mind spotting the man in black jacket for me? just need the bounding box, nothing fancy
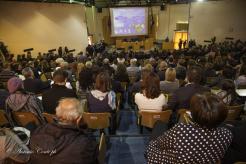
[29,98,98,164]
[167,66,210,111]
[42,69,77,114]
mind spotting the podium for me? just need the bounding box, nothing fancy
[116,38,154,51]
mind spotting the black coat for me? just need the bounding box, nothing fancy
[23,78,50,94]
[222,121,246,164]
[114,73,129,83]
[79,68,93,90]
[168,83,210,111]
[29,123,98,164]
[42,84,77,114]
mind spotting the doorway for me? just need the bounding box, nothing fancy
[174,31,188,49]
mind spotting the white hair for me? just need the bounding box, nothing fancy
[60,61,69,68]
[85,61,92,68]
[56,98,83,123]
[130,58,137,66]
[55,58,64,64]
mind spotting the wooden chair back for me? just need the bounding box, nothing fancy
[13,112,41,127]
[139,110,172,128]
[226,105,244,121]
[82,100,88,112]
[98,133,106,164]
[178,109,192,124]
[40,73,48,82]
[82,112,111,129]
[43,113,56,123]
[0,110,9,127]
[116,93,122,111]
[116,93,122,127]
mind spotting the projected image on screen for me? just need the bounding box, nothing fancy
[110,8,148,36]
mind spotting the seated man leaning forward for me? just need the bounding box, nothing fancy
[29,98,99,164]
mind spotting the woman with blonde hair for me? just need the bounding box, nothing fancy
[160,68,179,94]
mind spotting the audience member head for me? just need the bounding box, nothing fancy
[60,61,69,69]
[178,58,186,67]
[85,61,93,69]
[55,58,64,67]
[142,72,160,99]
[197,56,206,67]
[187,66,202,84]
[56,98,83,125]
[140,68,151,81]
[95,72,111,93]
[165,68,176,82]
[103,58,109,65]
[159,61,168,71]
[53,69,68,85]
[3,63,11,70]
[144,63,153,72]
[130,58,137,67]
[190,92,227,129]
[116,64,127,74]
[22,67,34,79]
[222,66,235,79]
[7,77,24,93]
[176,67,186,80]
[187,59,196,69]
[77,63,85,77]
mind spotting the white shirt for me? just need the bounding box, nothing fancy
[135,93,166,111]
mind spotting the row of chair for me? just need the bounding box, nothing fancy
[136,104,245,133]
[2,104,243,134]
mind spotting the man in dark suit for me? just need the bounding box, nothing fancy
[168,66,210,111]
[22,67,50,94]
[42,69,77,114]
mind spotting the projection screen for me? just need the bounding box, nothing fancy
[110,7,148,37]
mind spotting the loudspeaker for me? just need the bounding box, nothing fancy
[160,4,165,11]
[97,8,102,13]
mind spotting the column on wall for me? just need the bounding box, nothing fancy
[148,14,158,40]
[102,16,114,44]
